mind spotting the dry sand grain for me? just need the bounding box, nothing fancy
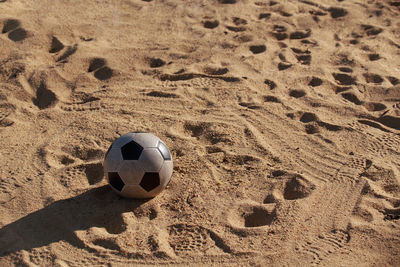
[0,0,400,266]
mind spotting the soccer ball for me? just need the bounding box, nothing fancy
[104,132,173,198]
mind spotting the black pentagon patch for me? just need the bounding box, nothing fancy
[108,172,124,191]
[157,141,171,160]
[121,140,143,160]
[140,172,160,192]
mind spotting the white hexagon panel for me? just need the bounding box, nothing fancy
[132,132,159,148]
[104,148,123,172]
[138,148,164,172]
[159,161,173,187]
[118,160,145,185]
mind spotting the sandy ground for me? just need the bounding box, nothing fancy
[0,0,400,266]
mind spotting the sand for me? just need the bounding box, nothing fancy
[0,0,399,266]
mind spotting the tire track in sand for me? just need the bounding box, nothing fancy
[230,110,371,265]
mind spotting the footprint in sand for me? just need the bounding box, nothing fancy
[29,73,104,112]
[338,67,352,73]
[167,223,232,255]
[59,89,105,112]
[308,77,323,87]
[291,47,312,65]
[298,229,351,266]
[1,19,27,42]
[49,36,65,53]
[218,0,237,4]
[298,112,342,134]
[50,157,104,191]
[383,208,400,221]
[27,59,105,111]
[368,53,380,61]
[183,121,234,145]
[232,17,247,25]
[289,29,311,40]
[231,172,316,229]
[335,157,372,182]
[146,90,179,99]
[328,7,348,18]
[59,162,104,189]
[88,58,113,81]
[224,17,247,32]
[203,20,219,29]
[282,175,316,200]
[363,73,384,84]
[259,13,271,19]
[267,172,316,201]
[0,103,15,127]
[32,81,58,110]
[74,199,173,259]
[264,79,277,90]
[363,102,387,112]
[227,199,277,232]
[332,72,356,85]
[341,91,363,105]
[56,44,78,62]
[296,54,311,65]
[203,66,229,76]
[278,62,292,71]
[271,25,288,41]
[361,24,383,36]
[38,132,107,192]
[249,44,266,54]
[386,76,399,86]
[352,163,400,227]
[148,57,166,68]
[60,97,104,112]
[289,89,306,98]
[25,248,57,266]
[264,95,281,103]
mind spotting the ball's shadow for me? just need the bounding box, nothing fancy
[0,185,150,256]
